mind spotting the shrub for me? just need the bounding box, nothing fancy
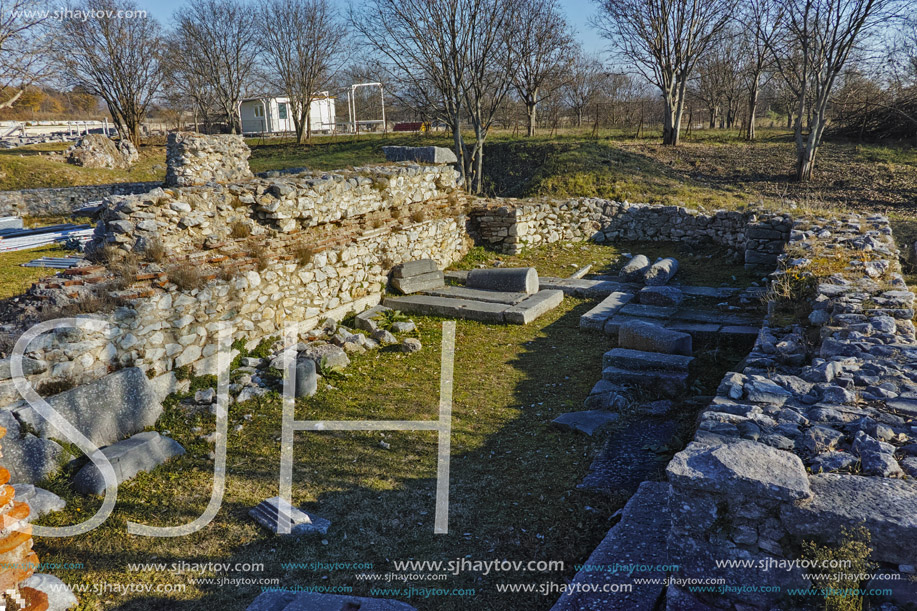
[248,242,270,271]
[798,527,874,611]
[166,264,208,291]
[372,309,409,331]
[230,221,251,239]
[292,243,315,267]
[410,209,427,223]
[143,238,166,263]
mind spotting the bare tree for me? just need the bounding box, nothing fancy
[563,51,606,127]
[594,0,737,145]
[353,0,515,194]
[162,31,221,133]
[740,0,784,139]
[509,0,574,136]
[258,0,346,143]
[0,0,50,109]
[173,0,259,134]
[769,0,898,180]
[59,0,164,145]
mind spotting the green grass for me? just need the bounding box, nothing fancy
[0,244,75,299]
[32,242,755,611]
[0,142,165,190]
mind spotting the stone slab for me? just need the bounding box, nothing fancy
[638,286,684,307]
[354,305,391,333]
[603,348,693,372]
[619,303,676,319]
[11,367,162,448]
[618,320,692,356]
[580,292,634,331]
[382,295,507,324]
[665,321,722,341]
[781,473,917,565]
[551,410,620,436]
[247,591,417,611]
[552,482,672,611]
[249,496,330,537]
[382,145,457,165]
[602,366,688,398]
[392,259,438,278]
[424,285,528,305]
[73,431,185,495]
[720,325,761,339]
[504,290,564,324]
[679,286,739,298]
[666,439,811,502]
[539,277,634,298]
[390,270,444,294]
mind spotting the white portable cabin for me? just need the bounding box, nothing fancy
[240,94,335,135]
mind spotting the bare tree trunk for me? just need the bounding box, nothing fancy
[746,81,759,141]
[526,101,537,137]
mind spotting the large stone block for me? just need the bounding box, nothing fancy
[382,145,457,164]
[666,440,811,502]
[579,292,633,331]
[11,367,163,448]
[390,271,445,294]
[781,474,917,565]
[392,259,439,278]
[618,320,692,356]
[73,431,185,495]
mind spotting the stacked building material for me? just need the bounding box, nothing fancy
[0,224,92,253]
[0,425,51,610]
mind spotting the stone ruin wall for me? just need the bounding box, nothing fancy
[0,181,160,218]
[663,212,917,607]
[0,155,471,413]
[469,199,791,268]
[164,132,254,187]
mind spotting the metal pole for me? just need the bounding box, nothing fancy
[380,85,386,134]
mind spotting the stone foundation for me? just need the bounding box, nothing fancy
[469,199,791,268]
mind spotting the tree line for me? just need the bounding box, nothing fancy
[0,0,912,189]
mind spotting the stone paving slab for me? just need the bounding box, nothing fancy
[504,289,564,324]
[618,303,676,319]
[552,410,620,436]
[603,348,693,372]
[383,295,508,323]
[249,496,330,537]
[580,292,634,331]
[539,277,638,297]
[424,285,528,304]
[602,366,689,398]
[552,481,672,611]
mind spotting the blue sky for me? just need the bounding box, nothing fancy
[134,0,607,55]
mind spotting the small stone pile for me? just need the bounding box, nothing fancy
[65,134,138,169]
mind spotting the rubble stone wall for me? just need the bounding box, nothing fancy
[0,181,159,218]
[1,161,469,410]
[664,212,917,607]
[164,132,253,187]
[469,199,791,268]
